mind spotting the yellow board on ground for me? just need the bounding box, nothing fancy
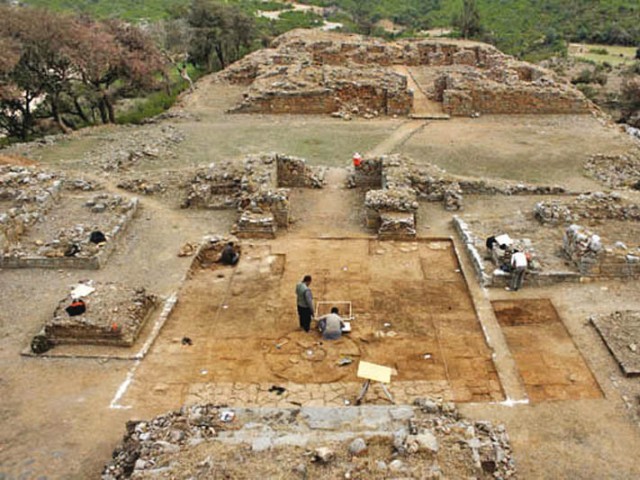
[357,360,392,384]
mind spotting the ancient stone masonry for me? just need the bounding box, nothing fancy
[33,281,157,350]
[353,154,567,238]
[182,153,324,237]
[102,400,516,480]
[217,29,591,117]
[0,166,62,252]
[584,152,640,189]
[0,166,137,269]
[535,192,640,225]
[563,224,640,278]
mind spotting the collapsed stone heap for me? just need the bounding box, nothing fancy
[33,281,157,350]
[563,224,640,277]
[182,153,324,237]
[218,29,590,117]
[584,152,640,189]
[103,399,516,480]
[535,192,640,225]
[81,125,185,172]
[0,166,62,251]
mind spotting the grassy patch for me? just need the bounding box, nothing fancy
[571,43,638,66]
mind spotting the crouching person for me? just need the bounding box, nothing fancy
[220,242,240,266]
[317,307,345,340]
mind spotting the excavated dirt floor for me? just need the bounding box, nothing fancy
[493,299,602,402]
[1,73,640,479]
[119,238,502,412]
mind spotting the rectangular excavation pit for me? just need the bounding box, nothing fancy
[121,238,504,408]
[492,299,602,402]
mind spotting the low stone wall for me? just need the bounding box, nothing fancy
[443,85,590,116]
[535,192,640,225]
[454,216,581,288]
[365,188,418,239]
[0,197,138,270]
[276,155,325,189]
[235,212,276,239]
[563,224,640,278]
[347,158,383,188]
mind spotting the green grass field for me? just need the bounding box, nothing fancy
[570,43,638,66]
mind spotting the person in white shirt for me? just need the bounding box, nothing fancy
[317,307,345,340]
[507,250,528,291]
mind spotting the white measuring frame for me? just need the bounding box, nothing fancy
[315,301,353,320]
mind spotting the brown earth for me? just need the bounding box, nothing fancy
[1,68,640,479]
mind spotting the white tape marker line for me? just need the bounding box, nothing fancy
[109,360,140,410]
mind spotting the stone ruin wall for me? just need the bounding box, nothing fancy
[0,166,137,269]
[182,153,325,238]
[230,80,412,117]
[219,30,590,117]
[563,225,640,278]
[443,85,590,116]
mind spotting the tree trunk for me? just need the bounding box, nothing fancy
[104,94,115,123]
[98,101,108,124]
[51,97,72,134]
[74,97,90,124]
[214,44,226,70]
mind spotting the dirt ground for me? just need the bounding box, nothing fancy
[2,74,640,479]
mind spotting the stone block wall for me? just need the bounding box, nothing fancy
[563,225,640,278]
[443,85,590,116]
[347,158,383,188]
[276,155,325,188]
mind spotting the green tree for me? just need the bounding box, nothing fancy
[187,0,256,72]
[454,0,482,39]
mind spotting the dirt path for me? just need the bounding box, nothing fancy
[366,120,427,156]
[392,65,449,119]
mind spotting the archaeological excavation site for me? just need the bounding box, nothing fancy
[1,29,640,479]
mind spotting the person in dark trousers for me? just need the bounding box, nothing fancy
[220,242,239,265]
[295,275,314,332]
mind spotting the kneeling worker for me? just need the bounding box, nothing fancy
[220,242,240,265]
[317,307,346,340]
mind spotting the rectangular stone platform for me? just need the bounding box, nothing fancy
[591,311,640,377]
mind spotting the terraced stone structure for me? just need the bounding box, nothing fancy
[39,281,157,348]
[218,29,591,117]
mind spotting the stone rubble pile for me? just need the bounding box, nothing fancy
[535,192,640,225]
[102,399,516,480]
[217,28,590,118]
[584,152,640,189]
[80,125,185,172]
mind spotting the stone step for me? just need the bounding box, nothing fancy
[409,113,450,120]
[212,406,417,450]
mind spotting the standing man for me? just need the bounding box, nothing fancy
[296,275,314,332]
[507,250,527,291]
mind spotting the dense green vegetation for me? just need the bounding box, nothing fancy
[21,0,640,60]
